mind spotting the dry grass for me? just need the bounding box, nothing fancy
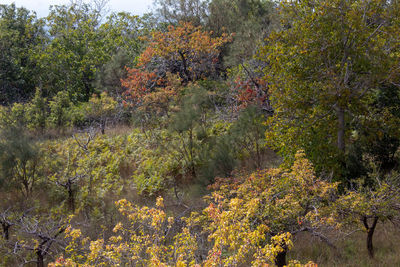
[289,224,400,266]
[104,123,134,136]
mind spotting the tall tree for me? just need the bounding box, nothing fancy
[208,0,276,66]
[37,2,144,102]
[0,4,45,104]
[153,0,209,26]
[138,21,231,83]
[260,0,400,177]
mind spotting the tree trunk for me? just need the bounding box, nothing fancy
[100,119,105,135]
[189,127,196,178]
[68,186,75,213]
[275,249,287,267]
[36,250,44,267]
[178,50,191,83]
[2,223,10,240]
[337,106,345,152]
[363,216,379,258]
[255,136,261,169]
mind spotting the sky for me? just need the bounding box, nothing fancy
[0,0,154,17]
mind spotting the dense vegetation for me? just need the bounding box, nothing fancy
[1,0,400,266]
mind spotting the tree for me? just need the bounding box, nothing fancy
[201,151,338,266]
[121,67,165,108]
[153,0,209,25]
[168,86,211,179]
[259,0,400,176]
[94,12,148,95]
[138,21,231,83]
[83,92,117,134]
[26,88,47,131]
[0,212,66,267]
[0,208,14,240]
[37,2,145,102]
[207,0,276,67]
[227,105,268,169]
[52,197,198,266]
[36,2,105,101]
[121,21,231,127]
[345,83,400,181]
[0,4,45,104]
[334,169,400,259]
[51,196,316,266]
[0,127,41,198]
[48,91,72,130]
[227,62,273,115]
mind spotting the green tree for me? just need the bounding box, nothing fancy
[168,86,210,179]
[153,0,209,26]
[0,4,45,104]
[335,170,400,258]
[260,0,400,177]
[208,0,276,66]
[48,91,72,129]
[26,88,47,131]
[37,3,145,102]
[94,12,147,95]
[229,105,268,169]
[0,127,41,197]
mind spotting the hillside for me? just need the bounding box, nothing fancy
[1,1,400,266]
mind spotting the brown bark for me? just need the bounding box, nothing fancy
[363,216,379,258]
[68,186,75,213]
[36,249,44,267]
[337,106,345,152]
[275,248,287,267]
[1,222,10,240]
[178,50,191,83]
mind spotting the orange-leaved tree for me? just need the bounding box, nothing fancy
[138,22,232,83]
[121,22,232,119]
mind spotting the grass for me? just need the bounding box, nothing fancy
[290,223,400,266]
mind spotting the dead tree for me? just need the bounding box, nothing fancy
[13,216,66,267]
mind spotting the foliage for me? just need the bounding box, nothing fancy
[259,0,400,177]
[229,105,268,168]
[200,151,338,266]
[26,88,47,131]
[153,0,209,25]
[333,168,400,258]
[52,195,316,267]
[48,91,72,129]
[207,0,276,67]
[121,67,165,108]
[83,92,118,133]
[35,2,145,102]
[2,0,400,266]
[94,12,148,95]
[0,127,41,197]
[51,197,198,266]
[228,63,272,113]
[42,132,134,215]
[139,21,232,83]
[0,4,45,104]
